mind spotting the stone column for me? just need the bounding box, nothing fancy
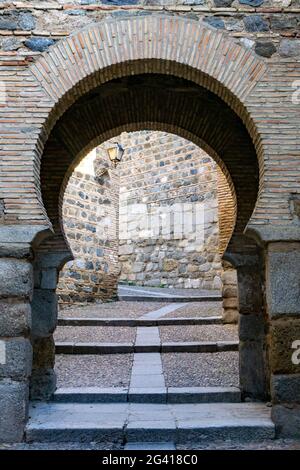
[225,244,269,401]
[236,253,268,400]
[30,251,71,400]
[265,242,300,437]
[0,234,34,442]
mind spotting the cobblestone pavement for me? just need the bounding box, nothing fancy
[55,354,133,388]
[118,285,221,297]
[162,352,239,387]
[160,325,238,343]
[59,301,168,318]
[54,326,136,343]
[56,298,238,389]
[13,297,280,449]
[164,302,223,318]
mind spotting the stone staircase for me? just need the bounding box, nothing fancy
[26,300,275,447]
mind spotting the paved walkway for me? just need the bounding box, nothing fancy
[118,284,221,301]
[55,299,239,390]
[23,298,277,448]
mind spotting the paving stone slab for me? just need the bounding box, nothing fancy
[125,442,176,450]
[58,316,223,326]
[55,342,134,354]
[51,386,241,404]
[53,387,128,403]
[56,341,239,355]
[167,387,241,403]
[119,296,221,302]
[128,389,167,404]
[26,402,275,443]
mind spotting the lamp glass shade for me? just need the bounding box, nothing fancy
[107,143,124,167]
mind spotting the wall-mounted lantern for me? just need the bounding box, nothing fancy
[106,142,125,168]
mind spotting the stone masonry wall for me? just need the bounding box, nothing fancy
[57,131,236,304]
[118,131,234,290]
[1,1,299,64]
[56,147,120,306]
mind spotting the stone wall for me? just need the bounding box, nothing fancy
[57,131,236,302]
[1,1,299,65]
[56,147,120,306]
[118,131,234,290]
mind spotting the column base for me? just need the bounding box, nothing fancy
[0,379,29,442]
[272,404,300,438]
[30,368,57,401]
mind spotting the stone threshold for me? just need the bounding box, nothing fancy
[52,386,241,404]
[26,402,275,443]
[118,295,222,302]
[57,316,223,326]
[55,341,239,354]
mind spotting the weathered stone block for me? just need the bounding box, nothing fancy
[223,286,238,298]
[221,270,237,285]
[0,338,32,380]
[239,313,265,342]
[266,243,300,317]
[223,297,238,309]
[0,379,28,442]
[31,289,58,337]
[0,259,33,299]
[243,15,269,33]
[30,367,56,401]
[279,39,300,57]
[237,265,262,314]
[0,301,31,337]
[40,269,57,290]
[1,37,22,52]
[239,0,264,6]
[271,374,300,403]
[272,404,300,437]
[24,38,55,52]
[222,308,239,324]
[255,41,276,58]
[239,339,267,399]
[270,319,300,374]
[203,17,225,30]
[32,336,55,369]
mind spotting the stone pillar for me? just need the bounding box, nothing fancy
[236,253,269,400]
[265,242,300,437]
[221,261,238,324]
[0,255,33,442]
[30,251,70,400]
[224,244,269,401]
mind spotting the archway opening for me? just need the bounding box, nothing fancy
[53,129,239,393]
[30,69,267,409]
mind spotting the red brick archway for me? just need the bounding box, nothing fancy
[26,16,270,408]
[1,14,299,443]
[18,15,268,236]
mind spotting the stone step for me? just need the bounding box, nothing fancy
[124,442,176,450]
[118,295,221,302]
[55,341,239,354]
[53,386,241,404]
[57,316,223,327]
[26,402,275,443]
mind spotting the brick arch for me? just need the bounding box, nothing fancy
[41,72,258,256]
[59,123,237,257]
[25,15,267,229]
